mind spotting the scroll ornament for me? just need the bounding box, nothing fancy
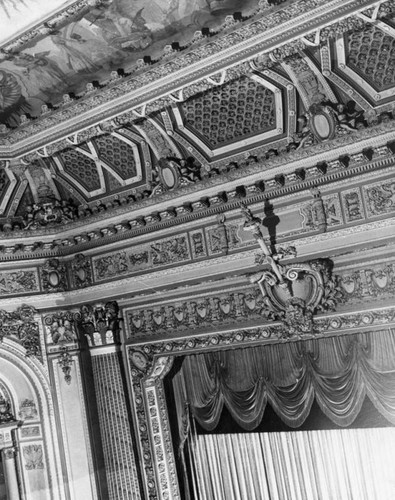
[241,203,343,336]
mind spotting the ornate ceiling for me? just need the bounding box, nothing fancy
[0,0,394,239]
[0,0,257,127]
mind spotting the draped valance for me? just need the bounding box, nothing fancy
[172,330,395,430]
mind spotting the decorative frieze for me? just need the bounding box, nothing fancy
[125,259,395,340]
[0,269,39,296]
[128,307,395,360]
[126,286,263,338]
[0,141,393,258]
[339,263,395,301]
[93,234,191,281]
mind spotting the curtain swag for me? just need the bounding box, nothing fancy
[173,329,395,431]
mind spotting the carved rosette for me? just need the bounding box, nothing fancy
[40,259,68,292]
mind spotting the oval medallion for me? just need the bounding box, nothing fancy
[49,271,60,287]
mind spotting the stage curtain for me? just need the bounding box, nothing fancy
[172,329,395,430]
[189,428,395,500]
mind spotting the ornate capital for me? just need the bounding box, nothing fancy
[2,447,16,460]
[77,301,121,346]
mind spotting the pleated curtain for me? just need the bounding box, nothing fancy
[173,329,395,431]
[172,330,395,500]
[190,429,395,500]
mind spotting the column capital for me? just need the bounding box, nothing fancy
[76,301,121,347]
[2,446,16,460]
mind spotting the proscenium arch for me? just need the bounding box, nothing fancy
[0,338,66,500]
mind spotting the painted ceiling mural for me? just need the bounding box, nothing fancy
[0,0,258,127]
[0,0,73,44]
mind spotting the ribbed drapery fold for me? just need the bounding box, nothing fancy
[173,330,395,430]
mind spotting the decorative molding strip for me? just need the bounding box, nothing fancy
[127,306,395,356]
[129,356,180,500]
[124,258,395,340]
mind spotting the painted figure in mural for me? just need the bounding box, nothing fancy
[50,31,104,73]
[12,52,71,99]
[0,69,31,126]
[295,115,314,150]
[85,4,152,52]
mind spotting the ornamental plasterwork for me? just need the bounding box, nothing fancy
[129,354,180,500]
[0,305,41,358]
[123,257,395,340]
[0,0,391,156]
[0,137,393,255]
[128,309,395,357]
[128,319,395,499]
[76,301,121,346]
[0,163,392,293]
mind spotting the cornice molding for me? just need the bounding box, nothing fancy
[0,130,393,254]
